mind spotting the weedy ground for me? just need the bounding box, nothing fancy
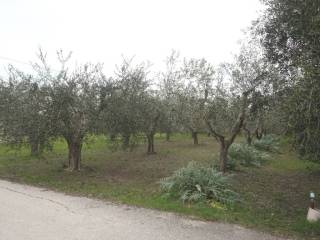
[0,134,319,239]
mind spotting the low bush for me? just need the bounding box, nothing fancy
[226,157,237,170]
[228,143,269,167]
[160,162,239,204]
[253,135,280,152]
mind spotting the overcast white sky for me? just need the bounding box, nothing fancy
[0,0,263,75]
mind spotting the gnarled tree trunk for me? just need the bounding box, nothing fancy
[145,113,160,154]
[30,141,39,156]
[255,128,263,140]
[147,133,155,154]
[29,136,40,156]
[192,131,199,145]
[243,124,252,145]
[166,132,170,141]
[219,141,229,172]
[122,134,130,150]
[66,137,83,171]
[110,133,116,142]
[206,90,251,173]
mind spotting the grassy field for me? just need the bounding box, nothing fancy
[0,134,319,239]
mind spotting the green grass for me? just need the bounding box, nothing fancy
[0,134,319,239]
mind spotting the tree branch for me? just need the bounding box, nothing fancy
[205,120,224,142]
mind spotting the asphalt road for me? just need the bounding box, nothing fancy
[0,180,289,240]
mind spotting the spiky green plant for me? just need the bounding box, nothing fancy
[253,135,280,152]
[160,162,239,204]
[229,143,269,167]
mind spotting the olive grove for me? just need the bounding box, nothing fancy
[2,1,319,172]
[0,45,276,172]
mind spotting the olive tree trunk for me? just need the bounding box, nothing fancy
[147,133,155,154]
[122,134,130,150]
[192,131,199,145]
[206,90,250,173]
[30,141,39,156]
[29,135,40,156]
[66,138,83,171]
[219,142,229,172]
[243,124,252,145]
[166,132,171,141]
[145,113,160,154]
[255,128,263,140]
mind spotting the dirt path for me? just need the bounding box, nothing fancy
[0,180,289,240]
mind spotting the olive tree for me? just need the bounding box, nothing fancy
[243,90,269,144]
[159,50,182,141]
[205,44,266,172]
[258,0,320,161]
[0,67,52,155]
[205,87,251,172]
[35,50,104,171]
[178,58,215,144]
[140,93,162,154]
[101,58,150,150]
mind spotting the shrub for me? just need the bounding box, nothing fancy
[226,157,237,170]
[253,135,280,152]
[213,157,236,171]
[160,162,239,204]
[228,143,269,167]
